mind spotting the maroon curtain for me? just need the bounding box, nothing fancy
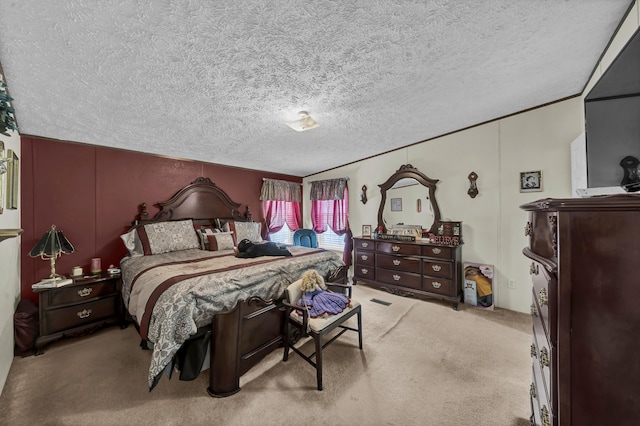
[263,200,301,234]
[310,185,352,267]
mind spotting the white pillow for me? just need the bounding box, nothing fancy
[120,228,144,257]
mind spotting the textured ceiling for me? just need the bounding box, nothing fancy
[0,1,633,177]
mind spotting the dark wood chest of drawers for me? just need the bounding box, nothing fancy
[353,237,462,309]
[34,273,124,353]
[521,195,640,425]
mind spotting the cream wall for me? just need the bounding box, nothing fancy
[303,1,639,314]
[0,98,21,395]
[304,99,581,313]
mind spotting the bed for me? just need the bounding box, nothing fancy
[119,177,346,396]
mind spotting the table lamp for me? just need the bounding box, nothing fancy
[29,225,75,283]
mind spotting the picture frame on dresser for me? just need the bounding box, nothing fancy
[362,224,372,237]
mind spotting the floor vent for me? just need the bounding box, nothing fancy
[370,298,392,306]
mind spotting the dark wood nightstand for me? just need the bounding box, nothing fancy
[34,273,125,354]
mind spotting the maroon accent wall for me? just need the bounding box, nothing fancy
[20,136,302,303]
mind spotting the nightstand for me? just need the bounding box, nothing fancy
[34,273,125,354]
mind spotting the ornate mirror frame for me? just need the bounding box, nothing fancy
[377,164,442,235]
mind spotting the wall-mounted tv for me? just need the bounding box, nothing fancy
[581,26,640,195]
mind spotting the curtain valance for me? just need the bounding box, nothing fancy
[260,179,301,203]
[309,178,348,200]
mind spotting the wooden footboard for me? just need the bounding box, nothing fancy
[207,296,285,397]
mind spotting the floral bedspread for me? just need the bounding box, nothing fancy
[120,246,344,389]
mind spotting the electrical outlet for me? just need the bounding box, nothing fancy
[508,280,516,289]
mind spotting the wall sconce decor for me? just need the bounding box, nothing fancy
[467,172,478,198]
[360,185,368,204]
[29,225,75,284]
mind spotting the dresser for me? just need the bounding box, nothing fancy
[353,237,462,309]
[521,195,640,425]
[34,273,124,353]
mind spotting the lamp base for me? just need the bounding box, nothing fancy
[32,276,73,289]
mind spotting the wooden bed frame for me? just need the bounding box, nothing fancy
[130,177,346,397]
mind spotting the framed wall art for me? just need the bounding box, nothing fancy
[520,170,542,193]
[390,197,402,211]
[6,149,18,209]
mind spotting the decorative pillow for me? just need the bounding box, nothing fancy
[228,221,263,243]
[136,219,200,255]
[207,232,235,251]
[120,228,144,257]
[197,225,217,250]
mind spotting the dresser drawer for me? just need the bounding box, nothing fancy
[423,276,453,296]
[354,239,375,250]
[376,268,421,290]
[532,297,553,406]
[45,280,118,306]
[354,264,375,280]
[422,260,452,278]
[376,241,420,256]
[354,250,375,266]
[377,253,421,273]
[42,295,118,335]
[530,260,556,345]
[422,245,453,260]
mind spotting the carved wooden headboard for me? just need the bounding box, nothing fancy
[134,177,252,226]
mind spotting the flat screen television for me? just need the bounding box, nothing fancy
[576,26,640,196]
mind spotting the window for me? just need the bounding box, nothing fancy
[269,223,294,245]
[317,227,345,252]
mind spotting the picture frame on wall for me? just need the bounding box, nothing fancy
[362,224,372,238]
[390,197,402,211]
[6,149,18,209]
[520,170,542,193]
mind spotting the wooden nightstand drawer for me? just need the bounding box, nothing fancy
[42,295,118,335]
[46,280,117,306]
[35,273,124,353]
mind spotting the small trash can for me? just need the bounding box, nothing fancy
[14,299,39,357]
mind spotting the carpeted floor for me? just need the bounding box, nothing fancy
[0,285,532,426]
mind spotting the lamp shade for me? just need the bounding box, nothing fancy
[29,225,75,258]
[29,225,75,280]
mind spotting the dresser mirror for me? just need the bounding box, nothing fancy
[377,164,442,235]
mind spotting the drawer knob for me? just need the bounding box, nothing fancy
[431,264,442,272]
[361,268,368,275]
[529,262,539,275]
[530,343,537,358]
[77,309,93,319]
[525,221,533,236]
[392,245,400,252]
[361,242,369,248]
[78,288,93,297]
[530,383,537,399]
[431,248,441,254]
[393,259,401,266]
[361,255,368,261]
[541,405,550,426]
[392,274,401,281]
[539,347,549,368]
[431,281,442,289]
[538,288,548,306]
[530,304,537,317]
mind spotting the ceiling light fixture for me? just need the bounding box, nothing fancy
[285,111,319,132]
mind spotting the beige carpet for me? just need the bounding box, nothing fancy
[0,285,532,426]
